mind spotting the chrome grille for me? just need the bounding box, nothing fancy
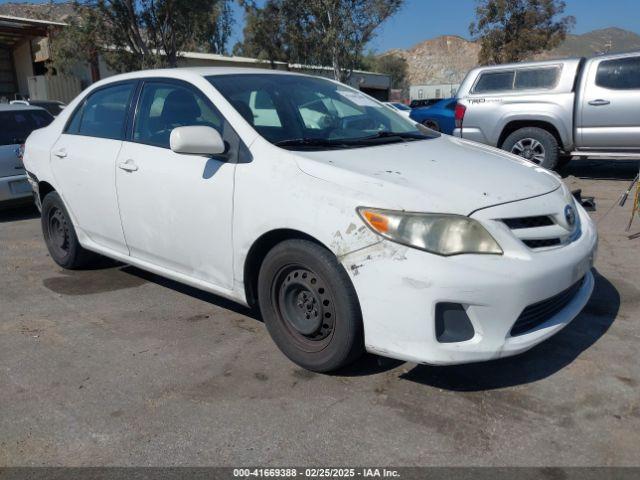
[500,213,578,250]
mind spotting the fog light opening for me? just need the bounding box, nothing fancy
[435,303,475,343]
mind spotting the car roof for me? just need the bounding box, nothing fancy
[89,67,320,88]
[0,103,49,112]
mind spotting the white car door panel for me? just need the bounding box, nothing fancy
[51,135,127,253]
[50,82,135,254]
[115,142,234,287]
[115,79,235,289]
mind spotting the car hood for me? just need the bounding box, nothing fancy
[293,135,561,215]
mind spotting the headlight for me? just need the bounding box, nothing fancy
[357,207,503,256]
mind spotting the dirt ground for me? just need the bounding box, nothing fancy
[1,158,639,466]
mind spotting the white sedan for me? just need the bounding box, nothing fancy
[23,68,597,372]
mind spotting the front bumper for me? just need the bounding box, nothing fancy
[0,174,33,204]
[341,202,598,365]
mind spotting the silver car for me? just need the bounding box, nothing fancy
[0,104,54,207]
[453,51,640,169]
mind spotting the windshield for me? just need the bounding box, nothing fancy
[207,74,438,150]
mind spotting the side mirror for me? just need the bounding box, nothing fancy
[170,126,226,156]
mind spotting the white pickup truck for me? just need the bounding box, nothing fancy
[453,51,640,169]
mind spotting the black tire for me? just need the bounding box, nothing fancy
[502,127,559,170]
[41,191,99,269]
[258,239,364,372]
[557,154,573,169]
[422,119,440,132]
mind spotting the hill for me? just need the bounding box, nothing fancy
[388,27,640,86]
[0,1,74,21]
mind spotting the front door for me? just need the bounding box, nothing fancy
[115,80,235,289]
[578,54,640,150]
[50,81,136,254]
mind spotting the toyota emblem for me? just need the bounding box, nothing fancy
[564,204,576,227]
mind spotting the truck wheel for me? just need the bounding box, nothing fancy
[502,127,559,170]
[41,192,100,269]
[258,239,364,372]
[557,155,573,169]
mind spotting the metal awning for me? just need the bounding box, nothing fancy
[0,15,66,47]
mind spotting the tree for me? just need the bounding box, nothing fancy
[373,53,408,90]
[48,3,103,81]
[233,0,290,67]
[470,0,575,65]
[51,0,233,76]
[235,0,404,81]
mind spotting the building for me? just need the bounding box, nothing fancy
[409,83,460,101]
[0,14,391,104]
[0,14,68,101]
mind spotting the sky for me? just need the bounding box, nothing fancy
[227,0,640,53]
[3,0,640,53]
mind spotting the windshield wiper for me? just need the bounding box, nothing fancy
[355,131,428,142]
[274,131,430,149]
[274,138,361,149]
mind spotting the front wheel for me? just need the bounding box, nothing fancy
[258,239,364,372]
[502,127,559,170]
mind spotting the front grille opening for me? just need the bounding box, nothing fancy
[510,277,585,336]
[523,238,561,249]
[503,215,554,229]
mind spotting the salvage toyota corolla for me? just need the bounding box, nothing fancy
[23,68,597,372]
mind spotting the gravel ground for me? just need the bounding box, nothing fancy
[1,158,639,467]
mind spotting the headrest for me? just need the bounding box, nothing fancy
[161,89,201,126]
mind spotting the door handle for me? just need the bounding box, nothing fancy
[52,149,67,158]
[588,99,610,106]
[118,160,138,172]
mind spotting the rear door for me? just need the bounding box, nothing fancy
[578,54,640,150]
[50,81,136,254]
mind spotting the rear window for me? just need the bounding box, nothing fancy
[473,71,515,93]
[0,109,53,146]
[473,67,560,93]
[596,56,640,90]
[30,101,64,116]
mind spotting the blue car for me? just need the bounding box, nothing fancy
[409,98,457,135]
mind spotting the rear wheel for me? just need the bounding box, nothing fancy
[41,192,100,269]
[502,127,559,170]
[258,239,364,372]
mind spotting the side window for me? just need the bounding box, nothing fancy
[514,67,560,90]
[133,82,223,149]
[473,71,515,93]
[67,83,134,140]
[596,57,640,90]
